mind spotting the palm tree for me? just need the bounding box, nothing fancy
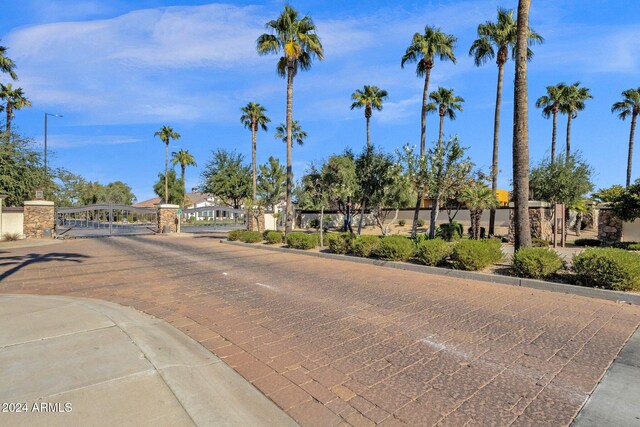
[154,126,181,204]
[350,85,388,148]
[536,83,567,165]
[240,102,271,201]
[611,88,640,187]
[274,121,307,146]
[401,26,456,237]
[512,0,532,250]
[171,149,197,204]
[560,82,592,156]
[463,182,498,240]
[0,83,31,133]
[0,42,18,81]
[426,87,464,143]
[257,5,323,233]
[469,8,543,236]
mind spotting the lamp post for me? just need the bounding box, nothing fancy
[44,112,62,178]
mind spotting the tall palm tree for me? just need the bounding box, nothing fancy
[350,85,388,148]
[469,8,543,236]
[171,149,197,204]
[0,83,31,133]
[611,88,640,187]
[426,87,464,143]
[401,26,456,237]
[560,82,592,156]
[257,5,323,233]
[0,42,18,81]
[154,126,181,204]
[536,83,567,165]
[240,102,271,201]
[512,0,532,250]
[274,121,307,146]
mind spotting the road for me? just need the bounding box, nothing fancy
[1,235,639,426]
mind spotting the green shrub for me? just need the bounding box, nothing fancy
[309,218,320,229]
[376,235,414,261]
[240,230,263,243]
[612,241,640,251]
[417,219,425,227]
[353,235,381,257]
[398,219,406,227]
[512,248,564,279]
[572,248,640,291]
[286,232,317,250]
[323,232,340,248]
[415,238,452,266]
[228,229,245,241]
[531,238,550,247]
[435,221,463,241]
[329,233,353,254]
[450,239,503,271]
[574,238,601,247]
[264,230,284,244]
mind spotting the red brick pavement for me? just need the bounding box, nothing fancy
[1,235,639,426]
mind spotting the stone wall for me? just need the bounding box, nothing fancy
[507,203,553,242]
[598,208,623,245]
[23,201,55,239]
[158,204,179,233]
[247,207,265,231]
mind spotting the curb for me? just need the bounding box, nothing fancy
[221,240,640,306]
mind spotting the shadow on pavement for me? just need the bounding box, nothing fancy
[0,252,91,281]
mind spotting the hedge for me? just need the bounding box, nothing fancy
[329,233,353,254]
[450,239,503,271]
[376,235,414,261]
[286,232,317,250]
[512,247,564,280]
[353,235,381,258]
[264,230,284,244]
[228,229,244,241]
[239,230,263,243]
[415,238,452,266]
[572,248,640,291]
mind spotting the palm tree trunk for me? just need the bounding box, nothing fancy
[366,115,371,148]
[512,0,532,251]
[566,114,572,157]
[551,110,558,164]
[428,192,440,239]
[627,114,637,187]
[285,65,294,233]
[411,69,432,237]
[6,104,12,133]
[164,141,169,204]
[489,62,505,236]
[181,165,186,206]
[438,114,444,143]
[252,123,257,201]
[357,197,366,235]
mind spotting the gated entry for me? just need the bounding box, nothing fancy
[56,204,158,237]
[180,205,245,233]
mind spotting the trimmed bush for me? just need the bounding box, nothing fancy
[613,242,640,251]
[264,230,284,244]
[353,235,381,257]
[417,219,425,227]
[572,248,640,291]
[329,233,353,254]
[451,239,503,271]
[435,221,463,241]
[286,232,317,250]
[398,219,406,227]
[574,238,601,247]
[512,248,564,280]
[415,238,452,266]
[240,230,263,243]
[531,238,550,247]
[228,229,244,241]
[376,235,414,261]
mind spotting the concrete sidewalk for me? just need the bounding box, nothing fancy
[0,294,297,427]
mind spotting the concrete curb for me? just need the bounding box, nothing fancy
[221,240,640,306]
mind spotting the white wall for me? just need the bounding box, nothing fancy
[1,211,24,238]
[623,221,640,241]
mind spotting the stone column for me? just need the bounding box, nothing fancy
[23,200,55,239]
[247,207,265,231]
[597,207,622,245]
[158,204,179,234]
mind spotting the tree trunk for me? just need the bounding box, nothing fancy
[627,113,637,187]
[252,122,257,202]
[512,0,532,251]
[551,110,558,164]
[357,197,367,235]
[181,165,186,207]
[411,190,423,238]
[438,114,444,143]
[285,65,294,233]
[428,193,440,239]
[489,62,505,236]
[411,69,432,236]
[366,114,371,148]
[566,114,572,157]
[6,104,12,133]
[165,141,169,204]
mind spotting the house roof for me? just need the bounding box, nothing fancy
[132,192,215,208]
[131,197,161,208]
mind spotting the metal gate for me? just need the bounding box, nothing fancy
[56,204,158,238]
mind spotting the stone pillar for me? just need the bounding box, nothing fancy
[507,201,553,242]
[247,207,265,231]
[23,200,55,239]
[158,204,179,234]
[598,207,622,245]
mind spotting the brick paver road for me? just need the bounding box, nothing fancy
[2,235,639,426]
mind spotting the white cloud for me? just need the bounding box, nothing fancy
[43,134,142,148]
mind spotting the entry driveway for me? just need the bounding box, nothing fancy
[1,235,639,426]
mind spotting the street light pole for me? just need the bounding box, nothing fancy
[44,112,62,178]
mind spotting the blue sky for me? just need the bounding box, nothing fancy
[2,0,639,202]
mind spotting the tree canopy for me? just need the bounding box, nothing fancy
[200,149,251,209]
[529,152,594,205]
